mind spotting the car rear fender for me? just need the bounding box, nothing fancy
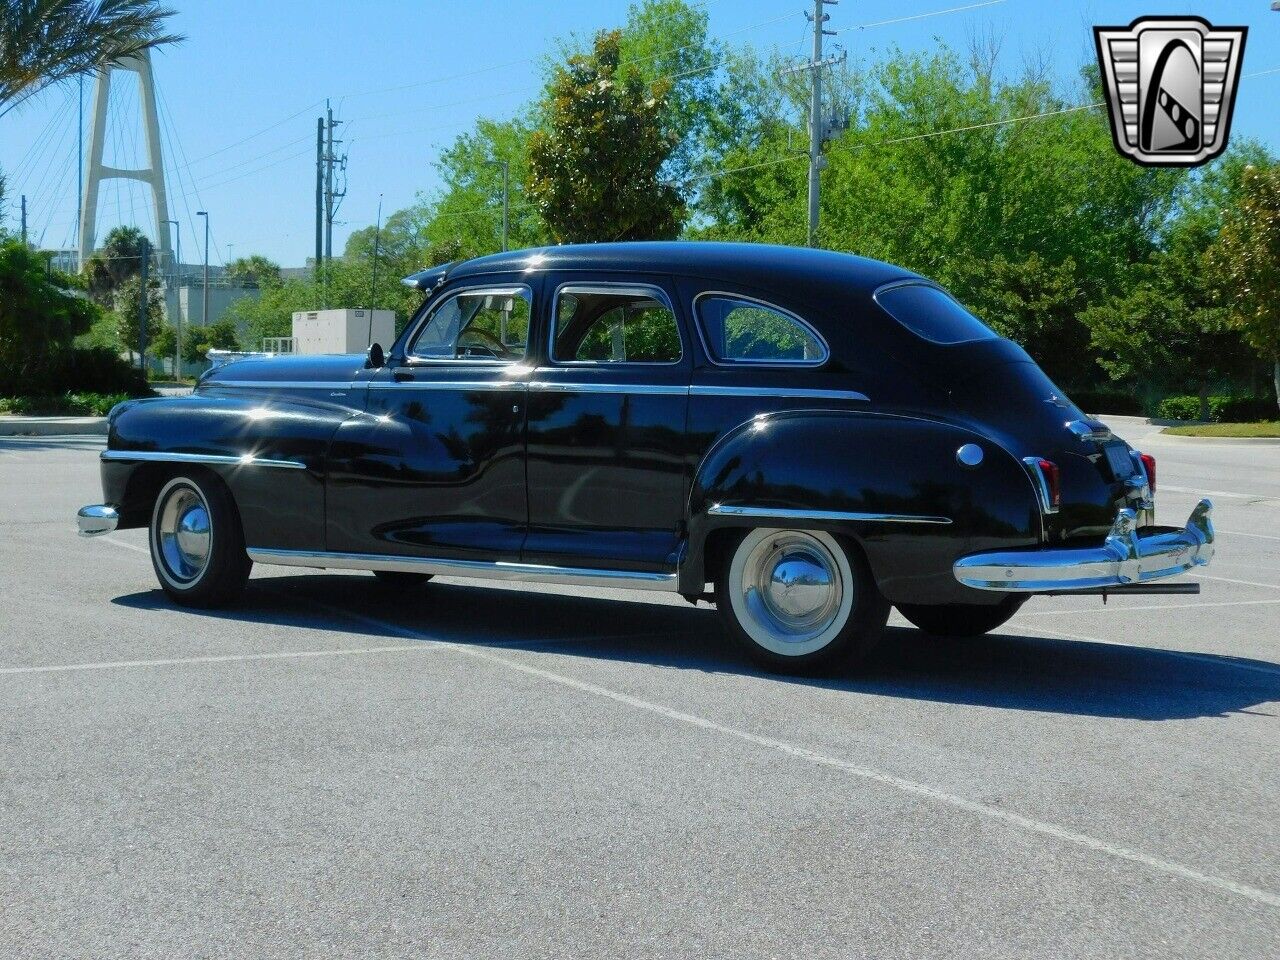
[682,409,1041,604]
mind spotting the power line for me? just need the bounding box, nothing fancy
[836,0,1008,34]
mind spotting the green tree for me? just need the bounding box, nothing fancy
[181,317,239,364]
[82,225,147,305]
[225,254,281,289]
[0,237,97,378]
[0,1,180,117]
[112,274,162,358]
[1209,163,1280,413]
[528,30,684,243]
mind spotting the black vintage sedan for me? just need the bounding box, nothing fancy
[78,242,1215,673]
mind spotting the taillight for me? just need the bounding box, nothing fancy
[1037,459,1061,511]
[1023,457,1060,513]
[1139,453,1156,492]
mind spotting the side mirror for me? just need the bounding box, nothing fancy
[365,342,385,369]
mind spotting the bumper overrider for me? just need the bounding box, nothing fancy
[77,504,119,537]
[954,499,1214,592]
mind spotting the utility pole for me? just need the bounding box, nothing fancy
[368,194,383,346]
[500,160,510,252]
[19,195,26,244]
[163,218,180,377]
[323,100,345,264]
[197,211,209,326]
[315,116,324,275]
[138,238,150,373]
[784,0,846,247]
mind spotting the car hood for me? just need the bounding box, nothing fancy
[201,353,367,386]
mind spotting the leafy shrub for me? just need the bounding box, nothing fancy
[0,347,151,398]
[0,391,131,416]
[1065,389,1144,416]
[1155,395,1277,422]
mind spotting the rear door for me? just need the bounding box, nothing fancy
[523,276,690,573]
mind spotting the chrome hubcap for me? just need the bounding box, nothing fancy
[156,483,211,584]
[738,531,847,649]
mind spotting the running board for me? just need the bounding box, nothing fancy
[245,547,679,592]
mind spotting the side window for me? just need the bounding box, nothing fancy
[552,287,682,364]
[410,287,531,361]
[696,295,826,364]
[875,283,997,345]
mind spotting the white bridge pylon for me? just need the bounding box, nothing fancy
[77,51,172,269]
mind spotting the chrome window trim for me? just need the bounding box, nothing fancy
[549,282,684,366]
[708,504,952,525]
[692,290,830,368]
[245,547,679,592]
[100,450,307,470]
[406,283,533,364]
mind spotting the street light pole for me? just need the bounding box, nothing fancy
[500,160,509,252]
[196,211,209,327]
[163,218,180,377]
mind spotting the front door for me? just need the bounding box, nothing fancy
[325,281,534,559]
[523,277,690,573]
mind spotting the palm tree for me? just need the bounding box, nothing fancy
[0,1,180,118]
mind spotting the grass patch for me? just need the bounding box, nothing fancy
[1164,422,1280,438]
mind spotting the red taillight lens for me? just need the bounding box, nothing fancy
[1139,453,1156,492]
[1037,459,1061,510]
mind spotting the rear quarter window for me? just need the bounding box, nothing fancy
[876,284,997,345]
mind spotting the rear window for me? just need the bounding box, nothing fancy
[876,284,997,345]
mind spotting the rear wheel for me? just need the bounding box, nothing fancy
[896,596,1025,637]
[715,528,889,675]
[371,570,433,588]
[149,473,251,607]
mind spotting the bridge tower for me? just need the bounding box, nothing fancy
[77,50,172,269]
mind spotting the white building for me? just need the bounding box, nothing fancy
[285,309,396,355]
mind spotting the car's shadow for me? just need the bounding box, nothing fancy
[112,575,1280,722]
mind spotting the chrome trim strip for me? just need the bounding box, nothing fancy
[528,381,687,396]
[77,504,119,537]
[100,451,307,470]
[205,380,355,390]
[245,548,679,591]
[708,504,952,525]
[369,380,526,391]
[690,385,869,403]
[692,290,830,367]
[954,499,1215,592]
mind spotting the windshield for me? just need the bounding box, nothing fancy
[876,284,998,345]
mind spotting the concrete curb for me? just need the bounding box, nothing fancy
[0,416,107,437]
[1155,430,1280,445]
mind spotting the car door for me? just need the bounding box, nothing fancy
[523,275,690,573]
[325,278,536,560]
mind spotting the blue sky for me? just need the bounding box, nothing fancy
[1,1,1276,267]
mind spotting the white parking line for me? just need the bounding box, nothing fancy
[1218,529,1280,542]
[1011,622,1280,678]
[309,598,1280,911]
[0,644,441,676]
[103,536,148,554]
[1161,484,1279,502]
[1196,573,1280,591]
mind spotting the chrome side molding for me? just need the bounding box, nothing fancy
[708,504,952,525]
[101,450,307,470]
[245,548,680,592]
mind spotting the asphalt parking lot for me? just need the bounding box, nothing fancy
[2,416,1278,958]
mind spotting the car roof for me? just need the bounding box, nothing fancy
[404,241,920,293]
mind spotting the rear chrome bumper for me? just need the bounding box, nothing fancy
[77,504,119,537]
[954,499,1214,592]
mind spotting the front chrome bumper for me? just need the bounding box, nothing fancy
[954,499,1214,592]
[77,504,119,537]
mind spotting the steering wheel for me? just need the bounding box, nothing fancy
[455,328,505,359]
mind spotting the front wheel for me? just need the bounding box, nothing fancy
[896,596,1025,637]
[149,473,251,608]
[715,528,889,675]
